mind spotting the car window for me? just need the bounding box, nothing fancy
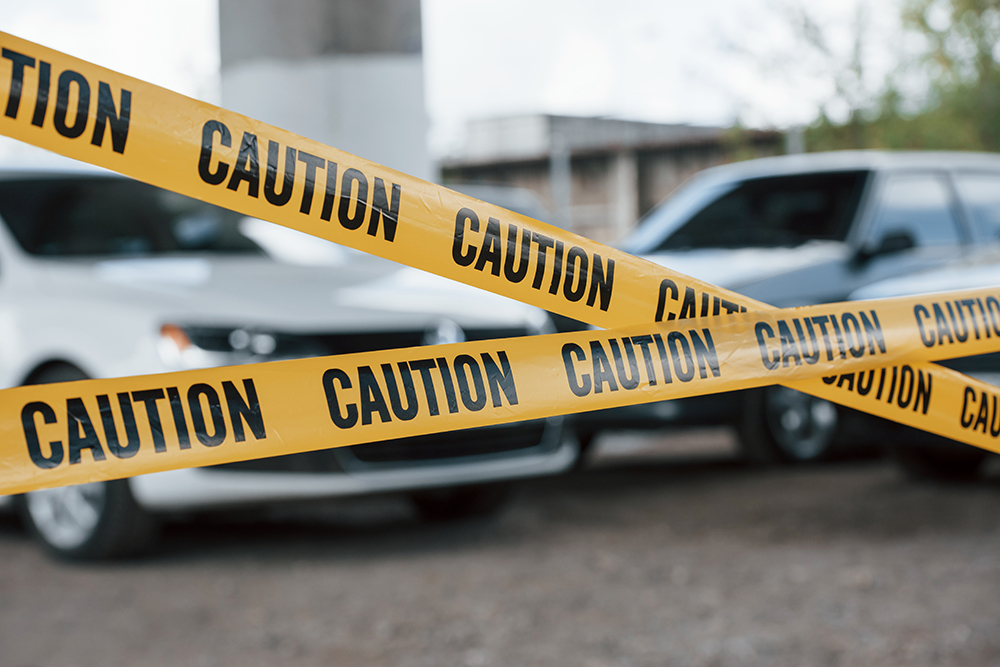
[953,173,1000,242]
[0,177,263,257]
[866,174,961,247]
[649,171,868,251]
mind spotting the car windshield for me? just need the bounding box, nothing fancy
[0,177,263,257]
[627,170,870,253]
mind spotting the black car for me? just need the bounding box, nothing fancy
[577,150,1000,464]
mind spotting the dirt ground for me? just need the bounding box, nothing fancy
[3,429,1000,667]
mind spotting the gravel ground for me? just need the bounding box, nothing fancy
[3,430,1000,667]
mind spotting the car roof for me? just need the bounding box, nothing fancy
[697,150,1000,183]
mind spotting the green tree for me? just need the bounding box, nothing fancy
[784,2,884,151]
[903,0,1000,149]
[804,0,1000,152]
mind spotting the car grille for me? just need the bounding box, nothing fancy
[347,420,549,464]
[211,420,554,473]
[185,326,531,357]
[212,448,345,473]
[207,324,552,473]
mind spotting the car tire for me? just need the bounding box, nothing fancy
[16,478,159,560]
[888,444,989,482]
[409,483,512,522]
[738,386,840,463]
[15,363,159,560]
[572,431,598,471]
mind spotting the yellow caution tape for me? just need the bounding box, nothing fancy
[4,290,1000,494]
[0,31,651,326]
[0,31,998,493]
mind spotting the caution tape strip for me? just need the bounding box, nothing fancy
[0,32,997,493]
[4,291,1000,494]
[0,30,751,329]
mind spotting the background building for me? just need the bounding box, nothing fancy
[441,115,784,243]
[217,2,784,244]
[219,0,432,182]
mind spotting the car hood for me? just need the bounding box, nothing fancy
[641,242,847,294]
[26,254,546,332]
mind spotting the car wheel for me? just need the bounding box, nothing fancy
[16,478,159,560]
[409,483,512,522]
[15,363,159,560]
[888,445,988,482]
[738,386,840,463]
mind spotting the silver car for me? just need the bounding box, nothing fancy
[580,150,1000,464]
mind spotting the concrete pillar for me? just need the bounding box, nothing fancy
[610,151,639,238]
[785,126,806,154]
[549,123,573,231]
[219,0,431,181]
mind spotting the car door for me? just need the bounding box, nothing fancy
[741,170,971,307]
[952,171,1000,246]
[848,170,970,288]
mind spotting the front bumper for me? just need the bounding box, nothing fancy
[130,419,576,511]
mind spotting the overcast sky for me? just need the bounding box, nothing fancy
[2,0,904,156]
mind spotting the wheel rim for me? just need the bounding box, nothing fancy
[764,386,838,461]
[25,482,106,550]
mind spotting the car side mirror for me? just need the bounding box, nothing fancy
[856,230,916,263]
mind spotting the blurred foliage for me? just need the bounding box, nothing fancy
[805,0,1000,152]
[723,123,785,162]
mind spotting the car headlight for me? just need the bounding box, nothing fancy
[225,329,277,355]
[157,324,307,369]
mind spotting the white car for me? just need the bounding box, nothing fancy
[0,151,575,559]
